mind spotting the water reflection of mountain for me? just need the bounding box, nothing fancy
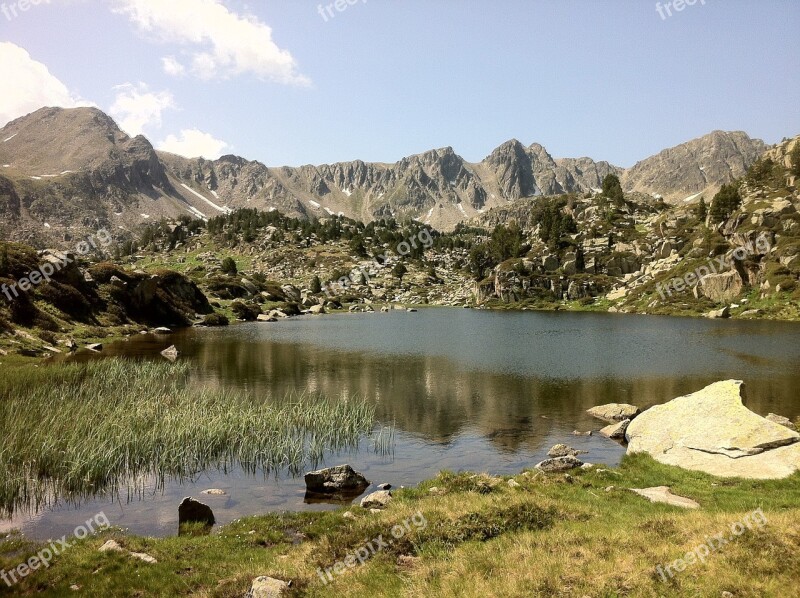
[182,337,799,453]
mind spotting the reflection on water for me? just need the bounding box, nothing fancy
[7,309,800,539]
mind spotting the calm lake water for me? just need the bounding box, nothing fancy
[4,309,800,539]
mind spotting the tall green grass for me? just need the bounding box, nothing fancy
[0,359,378,516]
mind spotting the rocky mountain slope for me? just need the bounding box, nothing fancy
[622,130,768,202]
[0,107,772,246]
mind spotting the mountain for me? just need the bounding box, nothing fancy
[622,130,768,202]
[0,107,773,245]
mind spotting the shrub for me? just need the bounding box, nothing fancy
[202,313,229,327]
[220,257,238,275]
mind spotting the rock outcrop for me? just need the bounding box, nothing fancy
[626,380,800,479]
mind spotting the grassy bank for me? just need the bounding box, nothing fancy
[1,454,799,596]
[0,360,377,517]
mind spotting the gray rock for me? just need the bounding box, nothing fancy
[153,327,172,334]
[630,486,700,509]
[360,490,392,509]
[85,343,103,352]
[178,497,215,527]
[705,306,730,319]
[699,270,744,304]
[626,380,800,479]
[599,419,630,440]
[99,540,158,564]
[377,483,392,490]
[587,403,640,423]
[257,314,277,322]
[304,464,369,496]
[547,444,581,458]
[247,576,290,598]
[535,456,583,472]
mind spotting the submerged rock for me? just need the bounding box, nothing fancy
[626,380,800,479]
[547,444,583,458]
[304,464,369,496]
[599,419,631,440]
[587,403,640,423]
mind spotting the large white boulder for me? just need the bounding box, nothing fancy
[626,380,800,479]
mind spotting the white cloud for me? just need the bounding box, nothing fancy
[161,56,185,77]
[158,129,230,159]
[0,42,93,127]
[109,83,175,137]
[111,0,310,85]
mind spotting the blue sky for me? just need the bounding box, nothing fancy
[1,0,798,167]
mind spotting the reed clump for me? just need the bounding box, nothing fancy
[0,359,376,516]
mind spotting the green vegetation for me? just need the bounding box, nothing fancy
[709,183,742,224]
[220,257,238,275]
[0,360,377,518]
[2,454,798,596]
[601,173,625,207]
[791,142,800,177]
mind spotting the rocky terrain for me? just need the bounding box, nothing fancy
[0,107,769,243]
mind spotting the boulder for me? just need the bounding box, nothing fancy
[600,419,630,440]
[153,327,172,334]
[587,403,640,423]
[699,270,744,303]
[706,306,731,319]
[247,576,290,598]
[304,464,369,496]
[626,380,800,479]
[630,487,700,509]
[535,456,583,472]
[547,444,582,458]
[309,304,326,315]
[360,490,392,509]
[281,285,301,303]
[178,497,215,527]
[86,343,103,352]
[257,314,277,322]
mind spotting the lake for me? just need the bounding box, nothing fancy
[4,308,800,539]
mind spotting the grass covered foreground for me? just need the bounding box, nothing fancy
[0,359,377,517]
[0,454,799,596]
